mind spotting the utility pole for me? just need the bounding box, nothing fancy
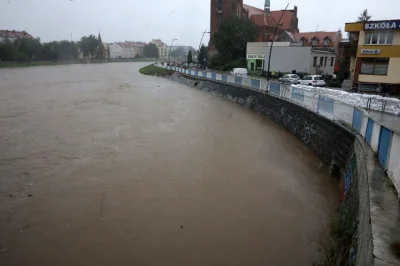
[198,29,210,65]
[266,3,290,81]
[168,38,177,64]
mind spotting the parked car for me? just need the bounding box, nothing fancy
[299,75,326,87]
[279,74,300,84]
[230,68,248,77]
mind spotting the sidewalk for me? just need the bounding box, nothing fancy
[358,135,400,265]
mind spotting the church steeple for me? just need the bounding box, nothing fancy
[264,0,270,12]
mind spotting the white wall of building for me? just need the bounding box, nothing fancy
[371,122,381,152]
[110,43,123,59]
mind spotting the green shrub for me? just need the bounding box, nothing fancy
[222,58,246,71]
[328,80,342,88]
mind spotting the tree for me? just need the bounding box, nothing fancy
[187,50,193,63]
[357,9,372,22]
[143,43,159,58]
[95,33,106,59]
[213,16,258,60]
[80,35,98,59]
[198,45,208,64]
[0,39,17,61]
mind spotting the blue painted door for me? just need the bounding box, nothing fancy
[352,108,363,133]
[365,119,374,144]
[378,127,392,168]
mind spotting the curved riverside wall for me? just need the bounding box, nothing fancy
[167,72,355,171]
[163,66,400,192]
[162,71,375,265]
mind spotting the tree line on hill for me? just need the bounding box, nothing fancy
[0,33,106,62]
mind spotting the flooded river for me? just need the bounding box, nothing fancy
[0,62,338,266]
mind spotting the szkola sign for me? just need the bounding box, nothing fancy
[364,20,400,30]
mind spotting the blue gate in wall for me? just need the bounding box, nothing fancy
[235,76,242,85]
[365,119,374,144]
[203,72,207,78]
[352,108,363,133]
[188,70,191,75]
[221,74,228,82]
[251,79,261,89]
[194,71,198,76]
[292,87,305,102]
[269,83,281,96]
[211,73,216,80]
[318,96,334,114]
[378,127,392,168]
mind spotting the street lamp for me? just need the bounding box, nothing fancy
[169,38,177,64]
[266,3,290,81]
[199,29,210,67]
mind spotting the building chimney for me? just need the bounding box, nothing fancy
[294,5,297,14]
[264,0,270,12]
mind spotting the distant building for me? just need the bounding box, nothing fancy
[0,30,33,41]
[152,39,169,59]
[292,31,342,49]
[345,19,400,93]
[110,43,123,59]
[109,41,146,59]
[247,42,336,75]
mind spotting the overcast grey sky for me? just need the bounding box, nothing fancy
[0,0,398,47]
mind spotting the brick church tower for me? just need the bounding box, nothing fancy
[209,0,245,53]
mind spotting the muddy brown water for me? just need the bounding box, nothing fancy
[0,62,338,266]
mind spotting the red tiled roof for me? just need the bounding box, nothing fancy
[249,13,276,28]
[270,10,295,31]
[243,4,264,16]
[294,31,338,42]
[0,30,33,39]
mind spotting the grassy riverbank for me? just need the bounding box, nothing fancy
[139,64,174,76]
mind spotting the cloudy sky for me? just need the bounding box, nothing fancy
[0,0,398,47]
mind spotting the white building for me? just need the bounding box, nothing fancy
[109,42,146,59]
[0,30,33,42]
[247,42,336,75]
[110,43,124,59]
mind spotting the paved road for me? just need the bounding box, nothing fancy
[0,62,338,266]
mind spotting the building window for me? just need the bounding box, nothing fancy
[217,0,223,13]
[312,39,318,46]
[302,39,307,46]
[330,57,334,66]
[324,57,327,66]
[323,39,329,46]
[320,57,324,66]
[365,31,394,45]
[360,58,389,75]
[313,56,317,67]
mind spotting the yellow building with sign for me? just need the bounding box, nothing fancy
[345,19,400,92]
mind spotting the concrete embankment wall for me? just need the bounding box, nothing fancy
[168,73,355,171]
[164,72,375,265]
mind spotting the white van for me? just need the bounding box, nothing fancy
[230,68,248,77]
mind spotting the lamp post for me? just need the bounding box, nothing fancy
[266,3,290,81]
[168,38,177,64]
[198,29,210,68]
